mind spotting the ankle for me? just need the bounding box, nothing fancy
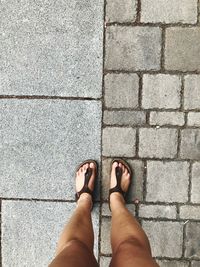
[110,193,125,211]
[77,193,92,210]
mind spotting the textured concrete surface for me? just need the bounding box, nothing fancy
[2,201,99,267]
[1,0,200,266]
[0,0,103,98]
[0,100,101,199]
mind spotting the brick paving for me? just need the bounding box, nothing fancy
[1,0,200,266]
[101,0,200,266]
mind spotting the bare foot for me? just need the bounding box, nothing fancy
[110,161,131,208]
[76,162,96,209]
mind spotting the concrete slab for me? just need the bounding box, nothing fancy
[0,99,101,199]
[0,0,103,98]
[2,200,100,267]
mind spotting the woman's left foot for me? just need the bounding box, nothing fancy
[75,161,97,209]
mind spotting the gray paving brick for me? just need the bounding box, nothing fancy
[105,26,161,71]
[180,205,200,220]
[188,113,200,126]
[0,100,101,199]
[139,204,177,219]
[100,257,112,267]
[156,260,189,267]
[191,162,200,203]
[104,73,139,109]
[185,222,200,258]
[102,158,144,201]
[146,161,189,202]
[180,129,200,160]
[191,261,200,267]
[143,221,183,257]
[139,128,178,158]
[142,74,181,109]
[106,0,137,23]
[101,217,112,255]
[184,75,200,110]
[102,127,136,157]
[0,0,103,98]
[2,200,99,267]
[104,111,146,126]
[165,28,200,71]
[150,111,185,126]
[141,0,198,24]
[102,203,135,216]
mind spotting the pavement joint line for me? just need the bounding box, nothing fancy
[101,200,200,207]
[182,223,187,258]
[0,95,102,101]
[98,0,107,262]
[136,0,141,23]
[143,160,147,202]
[0,198,101,204]
[138,73,143,108]
[105,22,200,27]
[146,112,151,125]
[188,161,192,203]
[198,0,200,24]
[102,216,200,223]
[104,107,200,112]
[102,156,200,163]
[160,26,166,71]
[135,128,139,157]
[180,75,185,111]
[104,69,200,75]
[177,129,181,158]
[102,124,200,129]
[184,112,188,127]
[176,204,180,220]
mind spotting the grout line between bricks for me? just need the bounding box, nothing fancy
[177,129,181,158]
[135,128,139,157]
[182,223,187,258]
[188,161,192,203]
[143,160,147,201]
[102,124,200,130]
[136,0,141,23]
[160,26,166,70]
[180,75,185,111]
[138,73,143,108]
[104,69,200,75]
[106,22,199,27]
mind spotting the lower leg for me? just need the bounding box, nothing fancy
[49,162,98,267]
[55,195,94,255]
[110,194,151,254]
[109,162,158,267]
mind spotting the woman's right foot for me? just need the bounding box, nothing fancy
[109,161,131,210]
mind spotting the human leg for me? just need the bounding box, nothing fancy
[109,161,158,267]
[49,162,98,267]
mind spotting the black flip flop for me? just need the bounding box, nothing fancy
[75,160,97,206]
[109,158,132,210]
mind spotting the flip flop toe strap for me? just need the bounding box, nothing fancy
[75,168,93,201]
[109,166,126,197]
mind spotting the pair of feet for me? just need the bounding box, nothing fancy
[76,161,131,210]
